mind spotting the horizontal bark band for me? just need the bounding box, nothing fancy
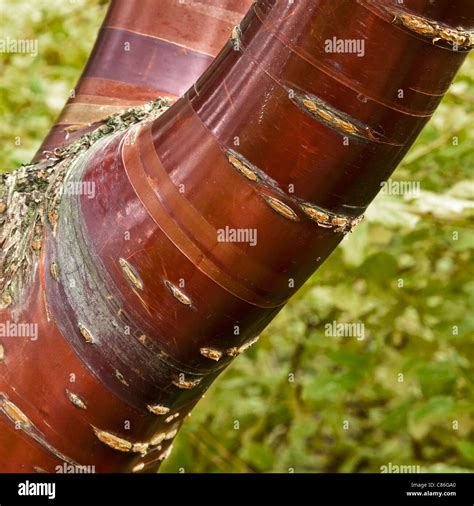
[122,123,286,309]
[103,0,249,56]
[83,27,214,97]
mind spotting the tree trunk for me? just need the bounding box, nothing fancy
[0,0,472,473]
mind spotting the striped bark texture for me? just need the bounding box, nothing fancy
[35,0,254,158]
[0,0,473,472]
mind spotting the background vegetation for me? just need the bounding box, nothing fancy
[1,0,473,473]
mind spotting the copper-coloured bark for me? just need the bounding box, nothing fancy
[1,0,473,473]
[36,0,254,158]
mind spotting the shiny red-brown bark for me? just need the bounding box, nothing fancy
[36,0,253,158]
[1,0,473,472]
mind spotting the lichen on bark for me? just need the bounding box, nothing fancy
[0,97,170,309]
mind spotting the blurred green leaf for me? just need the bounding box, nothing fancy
[415,363,458,397]
[408,397,454,440]
[457,441,474,462]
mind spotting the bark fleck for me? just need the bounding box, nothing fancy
[92,426,133,452]
[300,203,364,233]
[164,280,192,307]
[147,404,170,416]
[394,11,474,49]
[226,150,259,182]
[157,444,174,461]
[0,394,80,465]
[65,389,87,410]
[1,398,30,427]
[172,375,202,390]
[115,370,130,387]
[50,261,60,281]
[150,431,166,446]
[132,462,145,473]
[230,25,243,51]
[78,323,95,344]
[293,90,383,142]
[200,347,223,362]
[119,257,143,291]
[262,195,299,221]
[227,335,260,357]
[165,412,180,424]
[164,427,178,440]
[132,442,149,455]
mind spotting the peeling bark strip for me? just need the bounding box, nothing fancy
[50,148,219,412]
[36,0,254,157]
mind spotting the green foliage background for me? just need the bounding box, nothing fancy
[1,0,473,473]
